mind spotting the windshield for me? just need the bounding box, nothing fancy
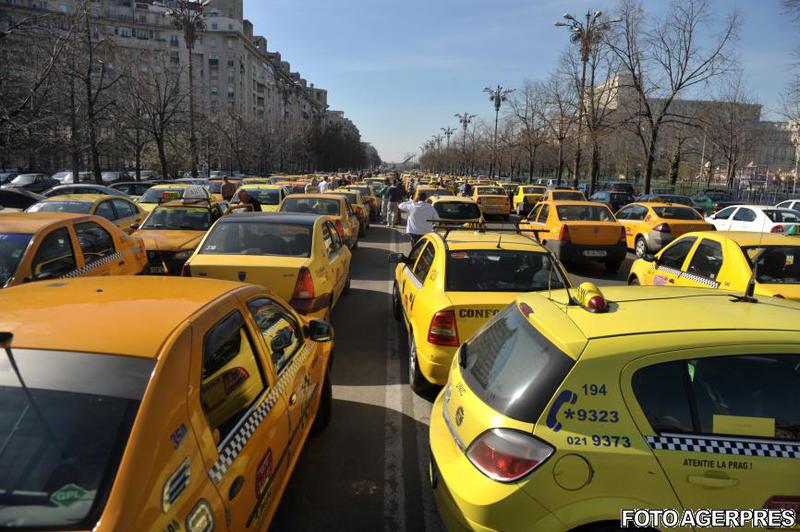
[207,182,223,193]
[281,197,341,216]
[200,222,312,257]
[706,191,728,201]
[27,202,91,214]
[764,209,800,223]
[610,193,633,202]
[522,187,545,194]
[235,189,281,205]
[743,246,800,285]
[10,175,35,186]
[446,250,566,292]
[284,185,306,194]
[0,233,32,287]
[0,349,153,529]
[141,207,211,230]
[556,205,614,221]
[476,187,505,196]
[658,195,692,206]
[140,187,185,203]
[652,206,702,220]
[553,191,585,201]
[330,192,357,204]
[348,187,371,196]
[433,202,481,220]
[462,305,575,423]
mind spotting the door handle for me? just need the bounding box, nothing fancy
[118,261,125,266]
[228,475,245,500]
[289,392,298,406]
[687,474,738,488]
[668,278,675,284]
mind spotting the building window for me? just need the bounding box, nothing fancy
[211,22,218,30]
[208,53,219,66]
[170,51,179,64]
[209,37,217,47]
[170,35,179,47]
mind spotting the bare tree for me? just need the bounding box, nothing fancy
[606,0,739,193]
[539,74,578,185]
[508,82,548,182]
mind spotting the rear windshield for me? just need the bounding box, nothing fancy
[658,195,692,206]
[743,246,800,285]
[522,187,545,194]
[348,187,371,196]
[652,206,702,220]
[284,185,306,194]
[140,187,184,203]
[142,207,211,230]
[553,191,585,201]
[0,349,153,529]
[281,197,341,216]
[462,305,575,422]
[237,189,280,205]
[610,193,633,202]
[0,233,32,287]
[433,202,481,220]
[329,192,358,204]
[200,222,312,257]
[207,182,223,193]
[476,187,505,196]
[764,210,800,223]
[446,250,566,292]
[556,205,614,221]
[27,202,91,214]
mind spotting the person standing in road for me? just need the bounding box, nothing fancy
[220,175,237,201]
[385,179,403,227]
[399,196,438,246]
[236,189,262,212]
[318,176,331,193]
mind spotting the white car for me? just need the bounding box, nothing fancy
[705,205,800,233]
[776,199,800,211]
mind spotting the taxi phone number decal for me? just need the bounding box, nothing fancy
[546,384,618,433]
[567,435,632,448]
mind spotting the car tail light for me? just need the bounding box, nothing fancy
[771,225,785,233]
[653,223,670,232]
[466,428,554,482]
[292,267,315,300]
[618,227,626,243]
[557,225,571,242]
[428,310,459,346]
[334,220,344,238]
[764,496,800,525]
[181,263,191,277]
[222,367,249,393]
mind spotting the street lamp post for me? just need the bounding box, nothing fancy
[555,10,620,190]
[167,0,208,179]
[441,126,455,174]
[483,85,514,178]
[455,112,476,175]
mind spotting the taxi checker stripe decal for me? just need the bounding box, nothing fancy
[646,434,800,459]
[59,251,125,279]
[655,265,682,277]
[678,272,720,288]
[208,345,312,484]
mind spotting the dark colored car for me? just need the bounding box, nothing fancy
[636,193,694,207]
[0,188,44,211]
[590,190,634,212]
[0,172,19,186]
[110,180,168,198]
[3,173,59,193]
[42,184,129,198]
[609,181,636,195]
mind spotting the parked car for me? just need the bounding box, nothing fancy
[0,171,18,185]
[692,189,731,213]
[636,193,694,207]
[2,173,59,193]
[609,181,636,195]
[51,171,95,184]
[776,199,800,211]
[43,184,129,198]
[0,188,44,212]
[705,205,800,233]
[590,190,634,212]
[101,171,129,184]
[110,180,167,200]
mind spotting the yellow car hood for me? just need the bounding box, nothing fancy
[134,229,205,252]
[755,283,800,301]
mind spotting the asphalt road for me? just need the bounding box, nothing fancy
[272,217,633,531]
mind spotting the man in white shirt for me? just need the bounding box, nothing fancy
[399,198,438,246]
[318,177,331,193]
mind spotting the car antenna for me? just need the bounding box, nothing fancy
[732,231,764,304]
[496,232,502,249]
[0,332,59,448]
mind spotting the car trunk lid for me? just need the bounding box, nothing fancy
[188,255,308,301]
[562,222,623,245]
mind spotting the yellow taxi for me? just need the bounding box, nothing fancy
[429,197,485,228]
[520,200,627,272]
[133,196,225,275]
[390,229,572,393]
[496,182,519,198]
[616,202,714,257]
[542,188,587,202]
[325,190,370,236]
[346,184,381,221]
[512,185,547,216]
[277,181,309,196]
[0,212,146,288]
[229,184,286,213]
[414,185,455,202]
[207,178,242,202]
[184,213,351,320]
[0,276,333,531]
[471,185,511,220]
[137,183,215,212]
[280,193,360,250]
[26,194,146,234]
[628,230,800,300]
[430,284,800,531]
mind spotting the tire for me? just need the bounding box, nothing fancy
[634,236,648,258]
[312,374,332,432]
[408,331,431,395]
[359,223,367,237]
[352,239,358,251]
[392,284,402,321]
[628,276,640,286]
[605,260,622,274]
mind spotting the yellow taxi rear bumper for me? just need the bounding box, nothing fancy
[417,342,456,385]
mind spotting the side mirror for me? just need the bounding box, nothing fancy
[308,319,333,342]
[642,253,656,262]
[388,252,407,264]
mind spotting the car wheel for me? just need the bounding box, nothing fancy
[408,332,431,395]
[628,276,640,286]
[312,374,332,432]
[605,261,622,274]
[635,236,647,258]
[352,239,358,251]
[359,223,367,237]
[392,284,402,321]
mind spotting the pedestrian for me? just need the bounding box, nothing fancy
[399,196,438,246]
[318,176,331,193]
[379,182,391,223]
[236,189,262,212]
[220,175,237,201]
[386,179,403,227]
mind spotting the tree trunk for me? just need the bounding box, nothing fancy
[556,141,565,186]
[70,78,80,181]
[669,138,683,186]
[643,127,659,194]
[155,134,168,180]
[590,141,601,196]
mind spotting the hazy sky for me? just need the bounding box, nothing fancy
[244,0,799,162]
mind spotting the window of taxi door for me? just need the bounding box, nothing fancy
[94,200,115,221]
[733,208,756,222]
[686,239,723,280]
[31,227,77,279]
[74,222,115,263]
[201,310,266,442]
[537,204,550,223]
[247,298,303,375]
[322,221,339,256]
[528,204,542,221]
[412,242,435,283]
[658,237,697,270]
[111,199,137,219]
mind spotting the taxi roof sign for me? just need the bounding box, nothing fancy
[161,191,182,200]
[183,185,208,200]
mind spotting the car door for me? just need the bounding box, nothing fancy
[73,220,122,276]
[730,207,757,232]
[403,241,436,328]
[708,206,737,231]
[623,349,800,515]
[399,238,431,321]
[111,198,144,233]
[674,237,724,289]
[27,226,79,281]
[650,236,698,286]
[617,205,641,248]
[189,303,291,530]
[321,220,347,302]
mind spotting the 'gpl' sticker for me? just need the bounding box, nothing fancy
[546,389,578,432]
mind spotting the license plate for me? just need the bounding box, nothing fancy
[584,250,607,257]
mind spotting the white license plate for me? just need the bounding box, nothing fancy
[583,250,607,257]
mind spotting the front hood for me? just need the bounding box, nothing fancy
[755,284,800,301]
[134,229,204,252]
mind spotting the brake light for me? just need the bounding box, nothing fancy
[557,225,571,242]
[771,225,785,233]
[222,367,249,394]
[466,428,554,482]
[653,223,670,232]
[427,310,459,346]
[181,263,191,277]
[334,220,344,238]
[292,267,315,300]
[618,226,626,243]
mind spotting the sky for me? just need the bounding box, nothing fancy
[244,0,799,162]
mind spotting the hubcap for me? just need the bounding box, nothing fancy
[636,239,646,257]
[409,337,416,381]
